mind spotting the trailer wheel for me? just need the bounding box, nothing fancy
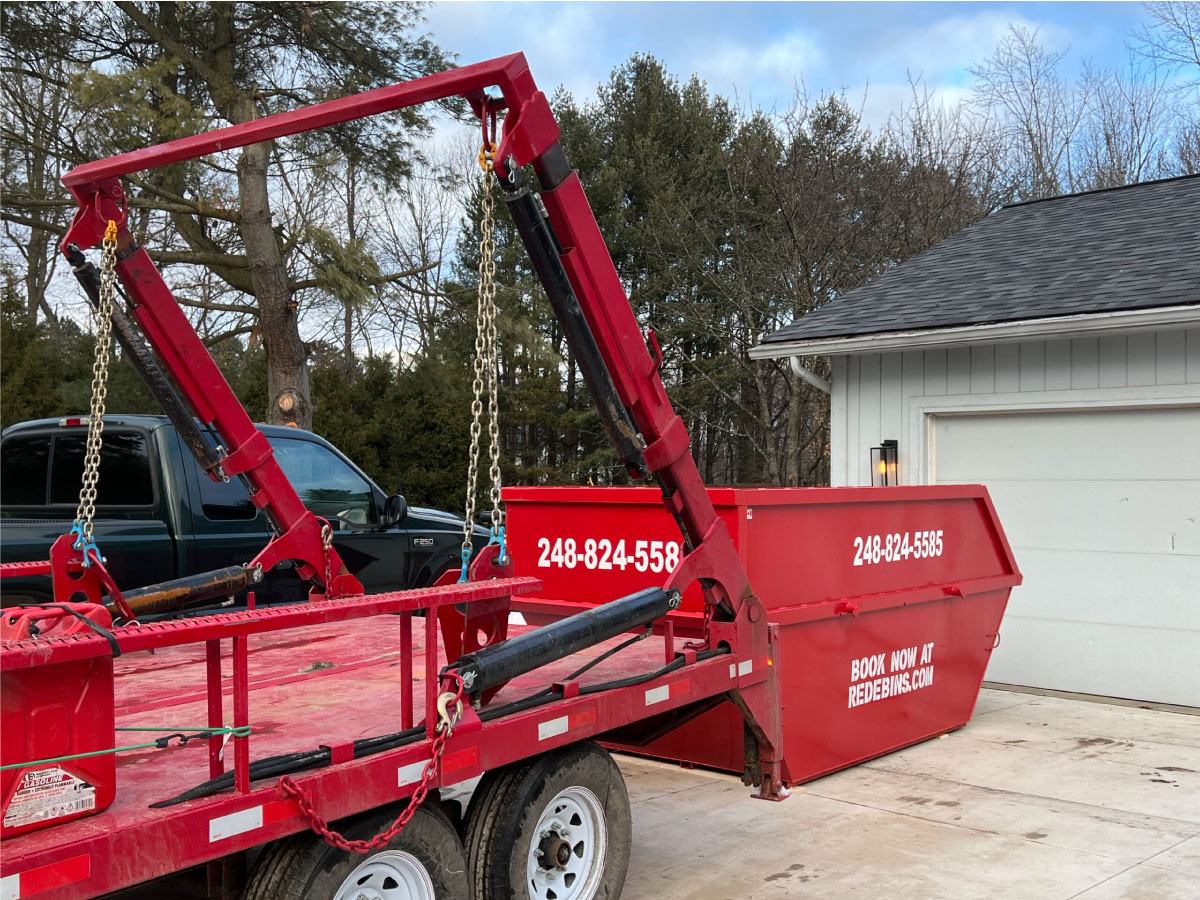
[243,802,469,900]
[466,741,631,900]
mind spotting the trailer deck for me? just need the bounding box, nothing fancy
[1,581,747,900]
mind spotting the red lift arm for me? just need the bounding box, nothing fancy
[59,53,783,792]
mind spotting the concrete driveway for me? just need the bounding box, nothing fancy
[619,688,1199,900]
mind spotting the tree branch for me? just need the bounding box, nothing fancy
[287,260,438,292]
[113,2,227,88]
[204,325,257,346]
[176,296,259,316]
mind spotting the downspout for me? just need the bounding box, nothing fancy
[789,356,830,394]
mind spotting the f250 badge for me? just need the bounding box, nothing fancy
[413,538,435,548]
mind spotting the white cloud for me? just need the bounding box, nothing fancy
[882,11,1071,79]
[703,30,824,109]
[421,1,1136,129]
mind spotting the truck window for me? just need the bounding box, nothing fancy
[1,434,51,506]
[49,432,154,507]
[196,470,258,521]
[269,437,375,525]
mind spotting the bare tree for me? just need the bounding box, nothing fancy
[1132,1,1200,173]
[971,25,1091,198]
[1136,1,1200,88]
[1076,57,1173,189]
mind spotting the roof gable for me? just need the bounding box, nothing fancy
[760,175,1200,348]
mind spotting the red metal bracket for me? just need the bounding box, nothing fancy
[434,545,514,703]
[494,90,560,178]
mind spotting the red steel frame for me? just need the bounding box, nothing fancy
[2,579,774,899]
[57,52,752,620]
[1,53,786,898]
[55,49,780,780]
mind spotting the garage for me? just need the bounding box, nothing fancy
[931,406,1200,705]
[753,175,1200,705]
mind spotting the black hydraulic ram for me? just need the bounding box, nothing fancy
[64,242,224,476]
[503,184,648,479]
[452,587,681,694]
[108,564,263,619]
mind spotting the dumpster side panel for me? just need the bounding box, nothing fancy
[504,488,742,613]
[742,492,1016,609]
[775,588,1010,783]
[505,485,1020,783]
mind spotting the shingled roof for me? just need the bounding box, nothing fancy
[756,174,1200,353]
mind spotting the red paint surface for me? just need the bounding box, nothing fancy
[1,605,736,898]
[2,50,1021,898]
[1,656,115,839]
[15,853,90,896]
[506,485,1021,781]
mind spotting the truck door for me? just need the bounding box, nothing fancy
[267,435,409,602]
[178,437,274,607]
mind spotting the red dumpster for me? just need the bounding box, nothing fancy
[504,485,1021,784]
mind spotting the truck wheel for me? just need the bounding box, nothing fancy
[465,741,632,900]
[243,802,469,900]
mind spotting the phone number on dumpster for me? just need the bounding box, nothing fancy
[853,530,944,566]
[536,537,682,573]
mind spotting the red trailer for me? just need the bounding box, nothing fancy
[1,54,1020,900]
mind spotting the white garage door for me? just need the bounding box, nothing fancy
[932,406,1200,706]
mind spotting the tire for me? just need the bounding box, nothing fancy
[243,801,470,900]
[465,742,632,900]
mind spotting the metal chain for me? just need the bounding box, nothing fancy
[320,520,334,595]
[71,221,118,565]
[279,673,465,853]
[481,172,504,549]
[461,148,506,579]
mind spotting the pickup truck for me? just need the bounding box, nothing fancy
[0,415,488,610]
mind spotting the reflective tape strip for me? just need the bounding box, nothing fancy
[397,761,428,787]
[209,800,293,842]
[442,746,478,774]
[538,715,569,741]
[646,678,692,707]
[209,806,262,842]
[538,707,596,741]
[1,854,90,899]
[644,685,670,706]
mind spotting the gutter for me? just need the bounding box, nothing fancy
[749,304,1200,359]
[789,357,831,395]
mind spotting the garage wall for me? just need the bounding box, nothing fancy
[829,327,1200,487]
[931,407,1200,705]
[826,324,1200,703]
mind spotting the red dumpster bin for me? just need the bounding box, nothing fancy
[504,485,1021,784]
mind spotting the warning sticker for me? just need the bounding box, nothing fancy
[2,766,96,829]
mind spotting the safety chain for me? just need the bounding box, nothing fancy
[71,220,118,566]
[320,519,334,595]
[278,673,465,854]
[460,139,506,581]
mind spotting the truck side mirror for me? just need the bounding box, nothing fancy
[383,493,407,525]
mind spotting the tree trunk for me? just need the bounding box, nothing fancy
[233,97,311,427]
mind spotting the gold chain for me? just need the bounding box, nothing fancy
[74,221,118,552]
[461,161,505,573]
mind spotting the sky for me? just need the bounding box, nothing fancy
[423,1,1154,127]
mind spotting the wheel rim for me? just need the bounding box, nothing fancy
[526,786,607,900]
[333,850,436,900]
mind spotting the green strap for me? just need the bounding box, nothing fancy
[0,725,252,772]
